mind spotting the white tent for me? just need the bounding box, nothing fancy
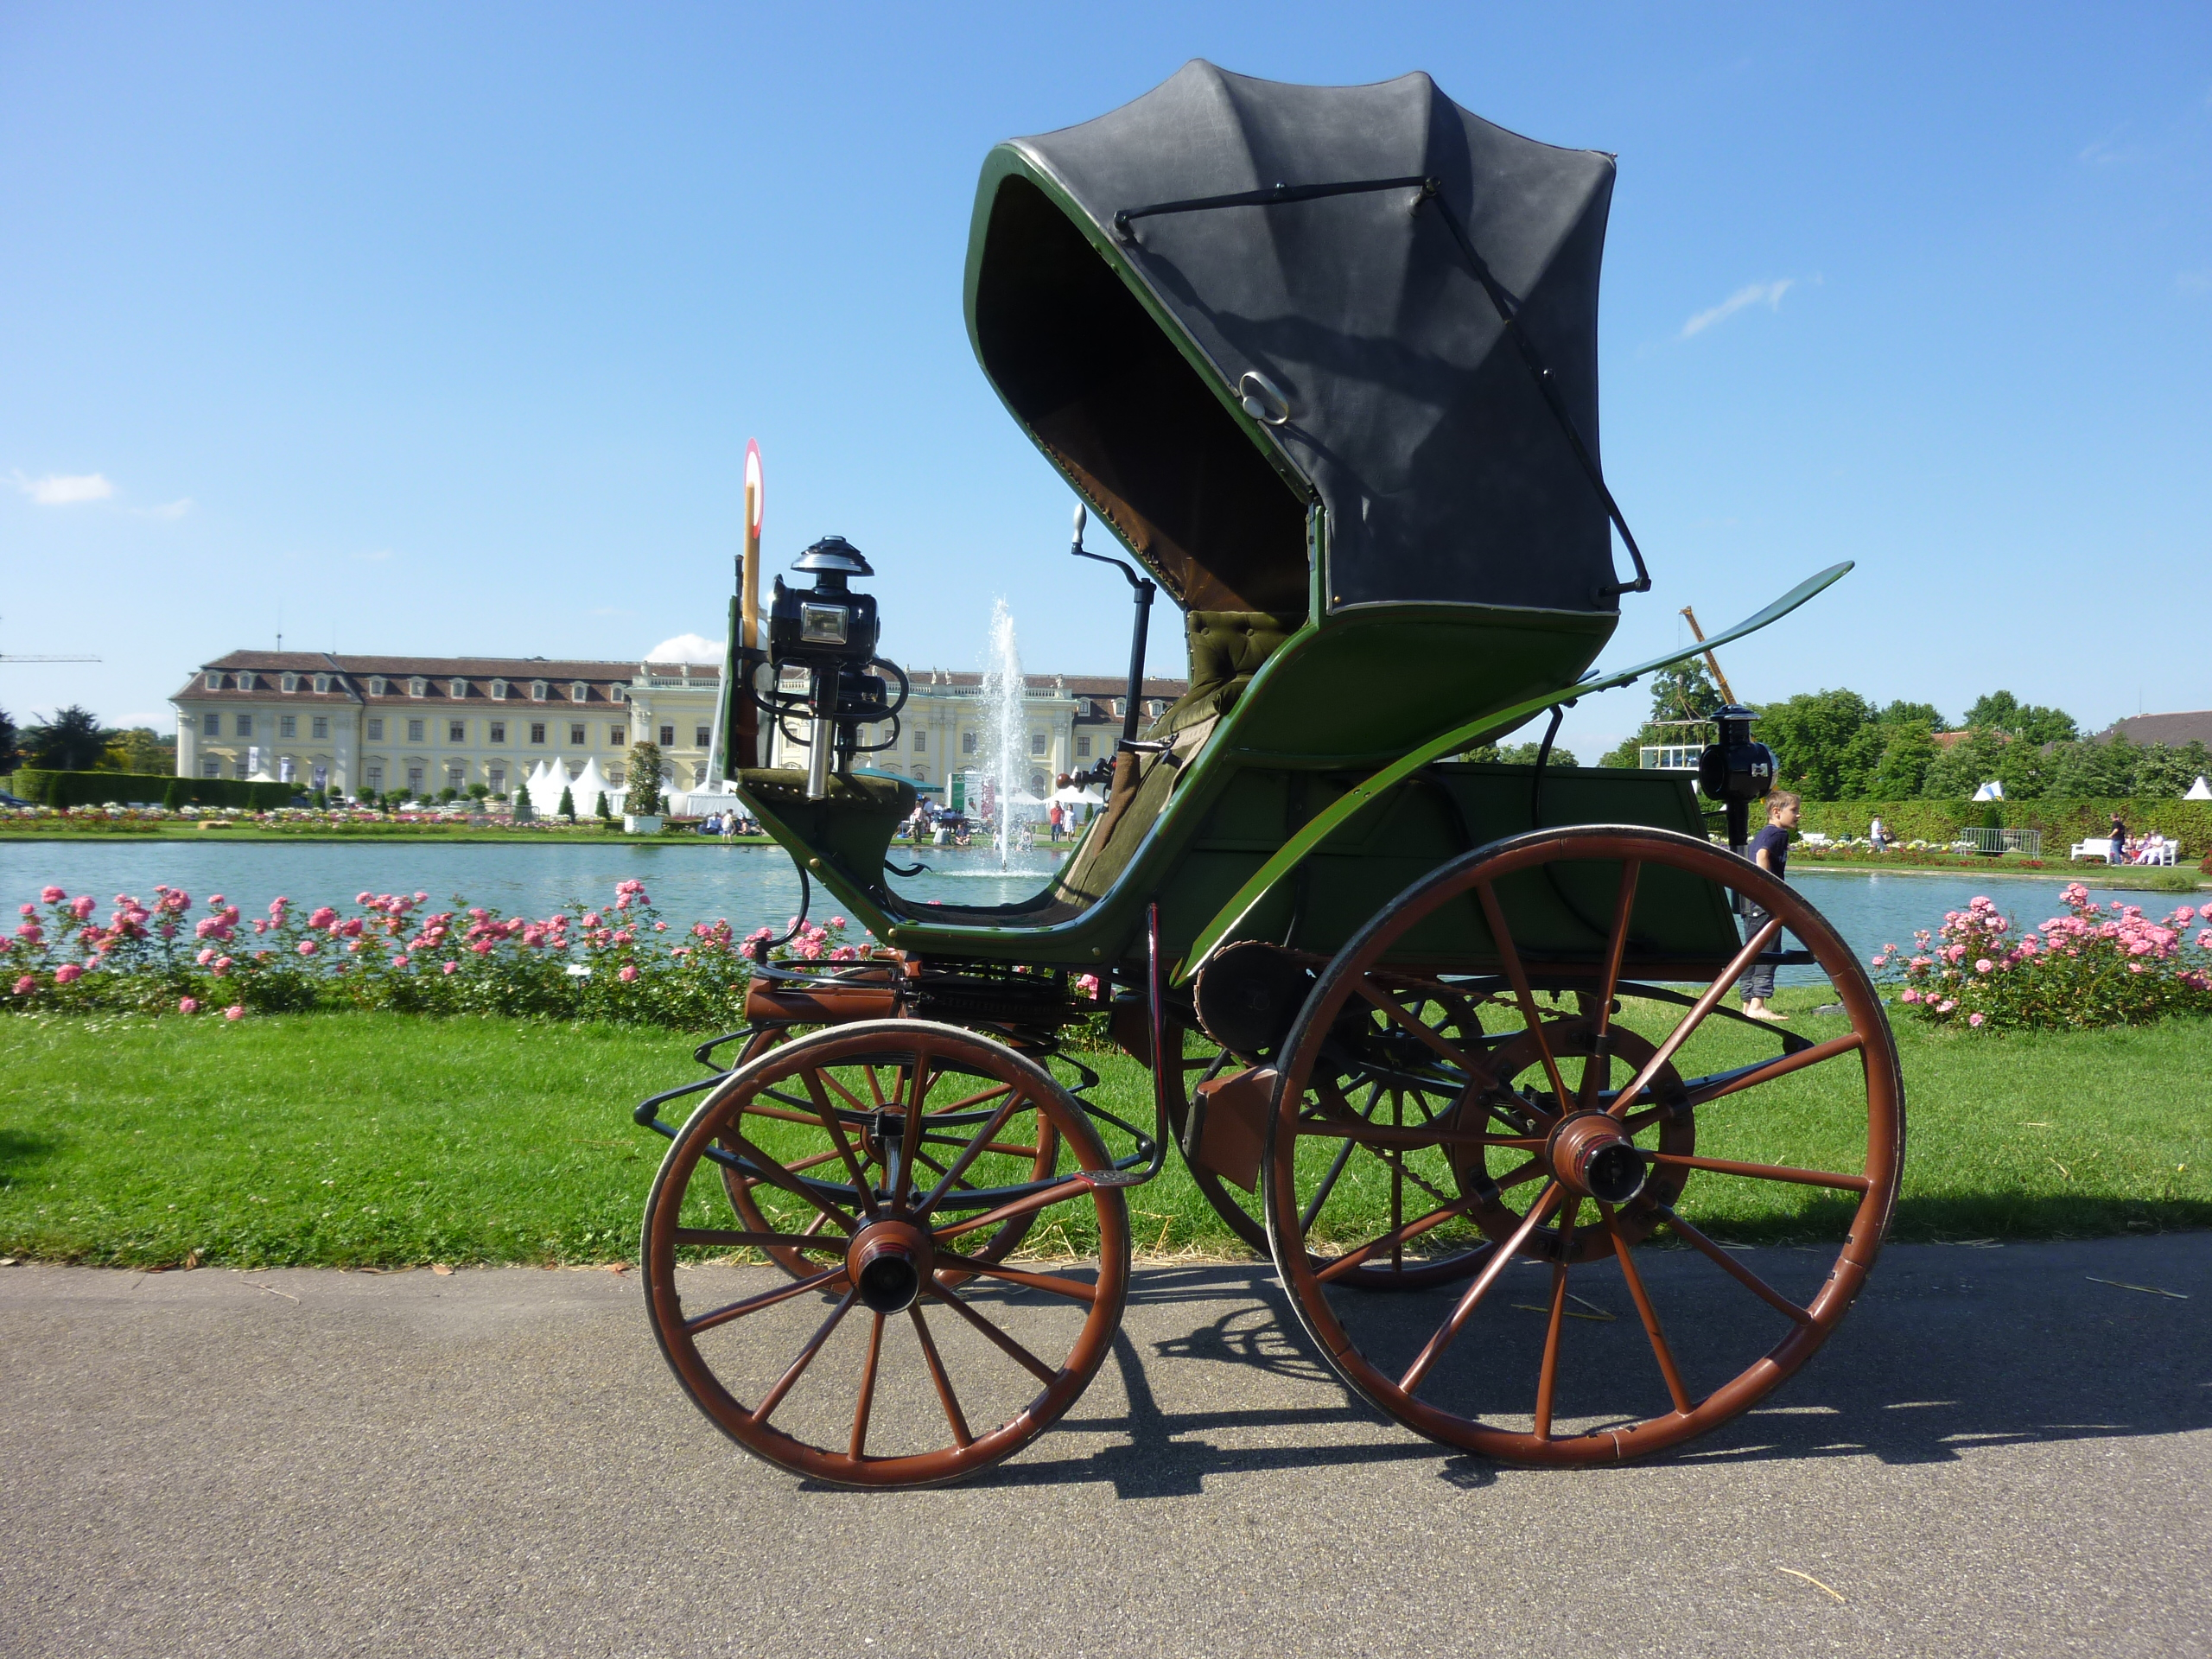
[1050,784,1106,806]
[1972,780,2005,802]
[528,759,578,817]
[2186,775,2212,802]
[571,757,615,818]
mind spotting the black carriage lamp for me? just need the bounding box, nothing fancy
[765,536,906,799]
[1696,703,1777,855]
[1065,502,1157,763]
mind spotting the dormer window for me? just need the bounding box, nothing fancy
[204,671,222,690]
[608,685,626,704]
[570,681,588,702]
[448,678,467,699]
[490,679,507,700]
[281,672,299,693]
[368,677,386,696]
[237,672,257,692]
[409,677,427,698]
[531,681,548,701]
[313,674,332,694]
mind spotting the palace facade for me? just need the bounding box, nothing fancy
[171,651,1188,804]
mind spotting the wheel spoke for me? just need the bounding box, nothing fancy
[849,1311,885,1460]
[926,1277,1059,1384]
[1300,1138,1358,1233]
[1315,1195,1483,1283]
[1472,881,1576,1116]
[1605,918,1782,1121]
[889,1055,934,1209]
[914,1091,1029,1219]
[907,1306,972,1447]
[1292,1117,1547,1152]
[1352,977,1492,1082]
[685,1263,849,1335]
[1645,1152,1871,1192]
[748,1288,857,1425]
[1578,859,1641,1112]
[1659,1205,1812,1325]
[1534,1198,1579,1440]
[719,1122,863,1236]
[1400,1182,1563,1394]
[934,1250,1098,1303]
[673,1227,847,1254]
[930,1175,1092,1245]
[796,1069,880,1217]
[1600,1202,1693,1414]
[1621,1033,1867,1133]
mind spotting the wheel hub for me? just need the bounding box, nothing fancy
[1547,1110,1649,1205]
[847,1218,934,1314]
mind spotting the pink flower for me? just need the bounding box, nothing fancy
[269,899,289,918]
[40,886,65,903]
[441,961,458,975]
[470,941,492,954]
[357,891,374,905]
[1968,1012,1985,1027]
[15,923,41,942]
[296,940,318,956]
[618,964,639,982]
[54,963,81,984]
[1937,999,1956,1014]
[10,976,33,996]
[1974,959,1993,974]
[391,954,410,967]
[224,1005,244,1020]
[178,997,200,1014]
[308,906,337,929]
[71,895,95,919]
[830,916,848,931]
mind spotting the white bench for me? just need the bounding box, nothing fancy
[2069,839,2120,862]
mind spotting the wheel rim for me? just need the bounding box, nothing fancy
[1265,825,1904,1466]
[643,1020,1130,1487]
[720,1027,1061,1279]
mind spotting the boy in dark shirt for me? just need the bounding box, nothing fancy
[1739,791,1800,1021]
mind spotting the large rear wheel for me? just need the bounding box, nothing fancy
[1265,825,1904,1465]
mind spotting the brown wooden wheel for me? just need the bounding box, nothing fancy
[1264,824,1904,1466]
[720,1026,1060,1279]
[642,1020,1130,1488]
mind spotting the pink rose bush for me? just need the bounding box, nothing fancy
[0,880,855,1028]
[1872,887,2212,1031]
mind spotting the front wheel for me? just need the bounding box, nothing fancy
[1265,825,1904,1466]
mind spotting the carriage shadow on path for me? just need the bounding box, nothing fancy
[940,1238,2212,1500]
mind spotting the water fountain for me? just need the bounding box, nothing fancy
[976,599,1043,872]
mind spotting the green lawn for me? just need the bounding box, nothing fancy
[2,993,2207,1268]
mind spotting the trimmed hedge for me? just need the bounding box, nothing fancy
[1796,798,2212,857]
[10,769,296,810]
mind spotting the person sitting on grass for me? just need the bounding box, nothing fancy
[1738,790,1801,1022]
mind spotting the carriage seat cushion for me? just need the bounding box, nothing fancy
[1154,609,1304,736]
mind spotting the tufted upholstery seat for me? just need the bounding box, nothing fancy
[1150,609,1305,736]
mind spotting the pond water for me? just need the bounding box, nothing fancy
[1,838,2190,982]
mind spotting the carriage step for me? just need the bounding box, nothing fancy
[1081,1167,1152,1189]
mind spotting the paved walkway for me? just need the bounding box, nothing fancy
[4,1237,2209,1657]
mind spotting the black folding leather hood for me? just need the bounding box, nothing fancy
[965,61,1622,619]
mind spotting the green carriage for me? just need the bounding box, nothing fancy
[634,62,1903,1486]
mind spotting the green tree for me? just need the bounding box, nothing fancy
[594,789,613,819]
[22,705,118,771]
[161,777,186,810]
[556,785,576,820]
[1463,741,1580,766]
[99,727,173,773]
[623,741,665,817]
[1963,690,2077,745]
[1753,689,1879,798]
[1876,700,1946,730]
[2047,734,2139,798]
[2135,742,2201,798]
[0,705,17,775]
[1923,728,2005,798]
[1870,721,1940,798]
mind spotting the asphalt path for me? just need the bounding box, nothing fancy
[4,1236,2210,1658]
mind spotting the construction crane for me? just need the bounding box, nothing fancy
[0,618,100,664]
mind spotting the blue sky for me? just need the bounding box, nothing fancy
[3,3,2207,761]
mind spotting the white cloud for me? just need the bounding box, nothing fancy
[645,632,725,664]
[9,470,116,505]
[1679,279,1795,340]
[133,498,193,520]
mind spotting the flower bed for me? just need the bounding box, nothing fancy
[4,880,855,1028]
[1872,885,2212,1031]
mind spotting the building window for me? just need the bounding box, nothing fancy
[608,685,626,704]
[1030,771,1047,796]
[281,672,298,693]
[448,721,466,743]
[314,674,331,694]
[311,715,328,740]
[659,724,675,747]
[237,715,254,737]
[278,715,297,739]
[1076,734,1091,758]
[695,726,710,748]
[204,671,222,690]
[530,722,546,744]
[402,718,423,742]
[366,717,385,741]
[202,713,220,736]
[448,679,467,699]
[409,677,427,698]
[368,677,386,696]
[912,729,926,753]
[915,766,928,783]
[1030,732,1047,756]
[570,682,588,702]
[608,764,626,786]
[200,759,219,778]
[407,765,425,795]
[608,724,624,747]
[447,764,465,791]
[236,672,257,692]
[233,757,251,779]
[489,721,505,743]
[490,679,507,700]
[531,681,547,701]
[488,766,505,792]
[366,764,384,792]
[962,730,976,755]
[565,722,582,746]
